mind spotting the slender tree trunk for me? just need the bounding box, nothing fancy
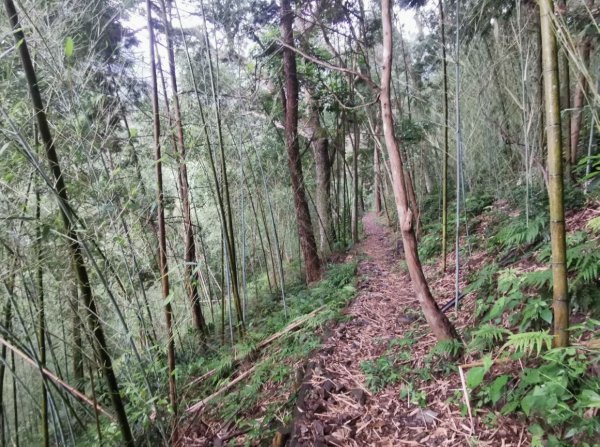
[440,0,449,271]
[36,191,49,447]
[557,0,572,176]
[0,299,11,446]
[146,0,177,414]
[352,118,360,243]
[380,0,458,342]
[70,271,84,392]
[539,0,569,348]
[280,0,321,283]
[11,351,18,447]
[570,0,594,166]
[159,0,207,339]
[374,122,383,214]
[4,1,134,442]
[309,99,334,254]
[197,0,245,332]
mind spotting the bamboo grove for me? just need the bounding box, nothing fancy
[0,0,598,444]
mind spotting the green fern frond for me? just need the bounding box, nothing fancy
[503,331,553,357]
[522,269,553,289]
[469,324,511,351]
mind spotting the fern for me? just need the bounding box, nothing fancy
[502,331,553,357]
[492,214,548,250]
[521,268,553,289]
[428,339,463,358]
[469,324,511,351]
[586,216,600,233]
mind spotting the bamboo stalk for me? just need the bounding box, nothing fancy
[0,337,114,421]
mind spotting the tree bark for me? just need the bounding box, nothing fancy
[159,0,208,339]
[280,0,321,283]
[380,0,458,342]
[308,98,334,254]
[374,122,383,214]
[352,118,361,243]
[36,191,49,447]
[539,0,569,347]
[440,0,449,271]
[4,1,134,442]
[146,0,177,413]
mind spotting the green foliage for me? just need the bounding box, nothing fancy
[468,324,511,352]
[501,348,600,445]
[428,338,463,359]
[418,231,442,260]
[490,214,548,251]
[360,356,403,392]
[535,231,600,314]
[182,261,358,445]
[503,331,553,357]
[466,355,493,389]
[465,193,495,216]
[399,382,428,407]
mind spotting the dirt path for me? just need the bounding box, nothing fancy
[290,213,528,446]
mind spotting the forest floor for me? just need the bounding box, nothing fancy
[289,213,530,446]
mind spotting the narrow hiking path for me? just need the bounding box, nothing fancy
[290,213,529,447]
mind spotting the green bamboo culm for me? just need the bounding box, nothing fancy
[539,0,569,348]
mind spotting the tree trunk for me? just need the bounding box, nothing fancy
[309,98,334,254]
[440,0,449,271]
[280,0,321,283]
[570,0,594,166]
[380,0,458,342]
[70,269,84,392]
[0,299,11,446]
[557,0,572,176]
[36,191,49,447]
[539,0,569,347]
[352,118,360,243]
[374,122,383,214]
[159,0,208,339]
[146,0,177,413]
[4,1,134,442]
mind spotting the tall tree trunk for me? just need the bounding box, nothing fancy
[380,0,458,342]
[374,122,383,214]
[36,191,49,447]
[198,0,245,331]
[4,1,134,443]
[557,0,572,176]
[440,0,449,271]
[159,0,207,339]
[280,0,321,283]
[352,118,360,243]
[0,299,11,446]
[70,270,84,392]
[570,0,594,165]
[146,0,177,413]
[11,350,18,447]
[309,102,334,255]
[539,0,569,347]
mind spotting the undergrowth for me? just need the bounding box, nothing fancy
[415,187,600,446]
[182,260,358,445]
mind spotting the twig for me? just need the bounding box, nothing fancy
[457,365,475,435]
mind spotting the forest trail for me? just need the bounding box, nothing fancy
[290,213,529,447]
[291,212,432,446]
